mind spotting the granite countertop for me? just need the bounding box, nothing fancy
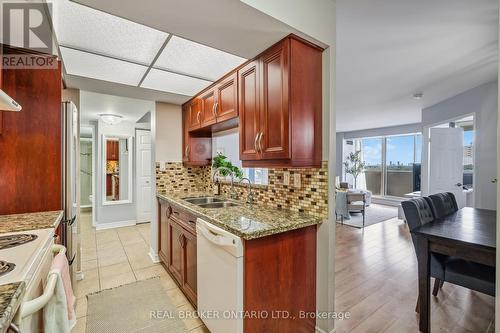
[0,282,25,333]
[157,192,322,240]
[0,210,64,234]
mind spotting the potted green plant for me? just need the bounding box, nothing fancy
[212,153,243,179]
[343,150,366,188]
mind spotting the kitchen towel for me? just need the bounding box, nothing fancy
[44,252,76,333]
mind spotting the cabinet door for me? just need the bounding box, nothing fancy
[168,219,184,284]
[182,106,190,163]
[188,99,202,130]
[215,72,238,122]
[200,89,217,127]
[259,40,290,160]
[187,137,212,166]
[159,204,170,264]
[238,60,261,161]
[182,230,197,306]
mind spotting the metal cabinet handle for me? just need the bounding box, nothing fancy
[258,132,263,154]
[254,133,259,153]
[196,111,201,123]
[184,145,189,158]
[492,178,497,183]
[214,102,218,116]
[212,103,216,118]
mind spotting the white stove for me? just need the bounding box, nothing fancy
[0,228,54,285]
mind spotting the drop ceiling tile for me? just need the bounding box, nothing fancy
[140,68,212,96]
[154,36,246,81]
[54,0,168,65]
[61,47,148,86]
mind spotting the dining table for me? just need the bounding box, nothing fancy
[411,207,496,333]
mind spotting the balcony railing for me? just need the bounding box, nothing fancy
[364,170,414,197]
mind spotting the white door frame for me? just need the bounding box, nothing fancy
[135,129,152,223]
[422,112,476,206]
[80,124,96,227]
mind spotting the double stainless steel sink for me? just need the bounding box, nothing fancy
[183,196,239,209]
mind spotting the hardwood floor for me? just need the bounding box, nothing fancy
[334,218,495,333]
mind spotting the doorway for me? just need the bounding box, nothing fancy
[426,114,475,208]
[136,129,152,223]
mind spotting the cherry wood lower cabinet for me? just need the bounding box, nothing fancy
[158,198,317,332]
[158,199,198,306]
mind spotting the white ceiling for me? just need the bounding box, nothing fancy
[80,91,154,125]
[336,0,498,132]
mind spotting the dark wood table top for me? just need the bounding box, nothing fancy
[412,207,496,251]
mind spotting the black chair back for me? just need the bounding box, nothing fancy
[428,192,459,219]
[402,197,436,251]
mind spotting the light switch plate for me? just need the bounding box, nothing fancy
[293,173,301,188]
[283,171,290,186]
[159,162,166,172]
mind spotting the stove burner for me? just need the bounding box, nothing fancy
[0,234,38,250]
[0,261,15,277]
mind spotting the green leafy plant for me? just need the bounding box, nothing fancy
[212,153,243,180]
[343,150,366,188]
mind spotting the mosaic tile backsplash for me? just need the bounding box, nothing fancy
[156,161,328,219]
[156,162,211,193]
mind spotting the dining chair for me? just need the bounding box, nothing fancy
[404,197,496,314]
[347,192,366,227]
[428,192,459,218]
[402,198,448,299]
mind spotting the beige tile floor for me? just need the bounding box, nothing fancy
[72,211,209,333]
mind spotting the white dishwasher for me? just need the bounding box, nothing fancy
[196,218,244,333]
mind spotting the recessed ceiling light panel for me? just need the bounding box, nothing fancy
[54,0,168,65]
[61,47,148,86]
[141,68,212,96]
[155,36,246,81]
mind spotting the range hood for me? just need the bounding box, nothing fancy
[0,89,22,112]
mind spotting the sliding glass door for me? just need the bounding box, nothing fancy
[361,138,383,195]
[345,133,422,198]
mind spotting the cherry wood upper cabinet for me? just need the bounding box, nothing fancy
[239,36,322,168]
[187,99,202,130]
[200,89,217,127]
[259,40,290,160]
[238,60,260,161]
[215,72,238,122]
[184,74,238,132]
[182,106,212,166]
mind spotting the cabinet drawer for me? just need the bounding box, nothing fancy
[169,204,197,234]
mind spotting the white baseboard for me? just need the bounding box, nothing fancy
[149,248,160,263]
[95,219,137,230]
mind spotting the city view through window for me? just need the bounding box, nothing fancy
[346,134,422,197]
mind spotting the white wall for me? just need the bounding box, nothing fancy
[211,128,241,167]
[155,102,183,162]
[422,81,498,210]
